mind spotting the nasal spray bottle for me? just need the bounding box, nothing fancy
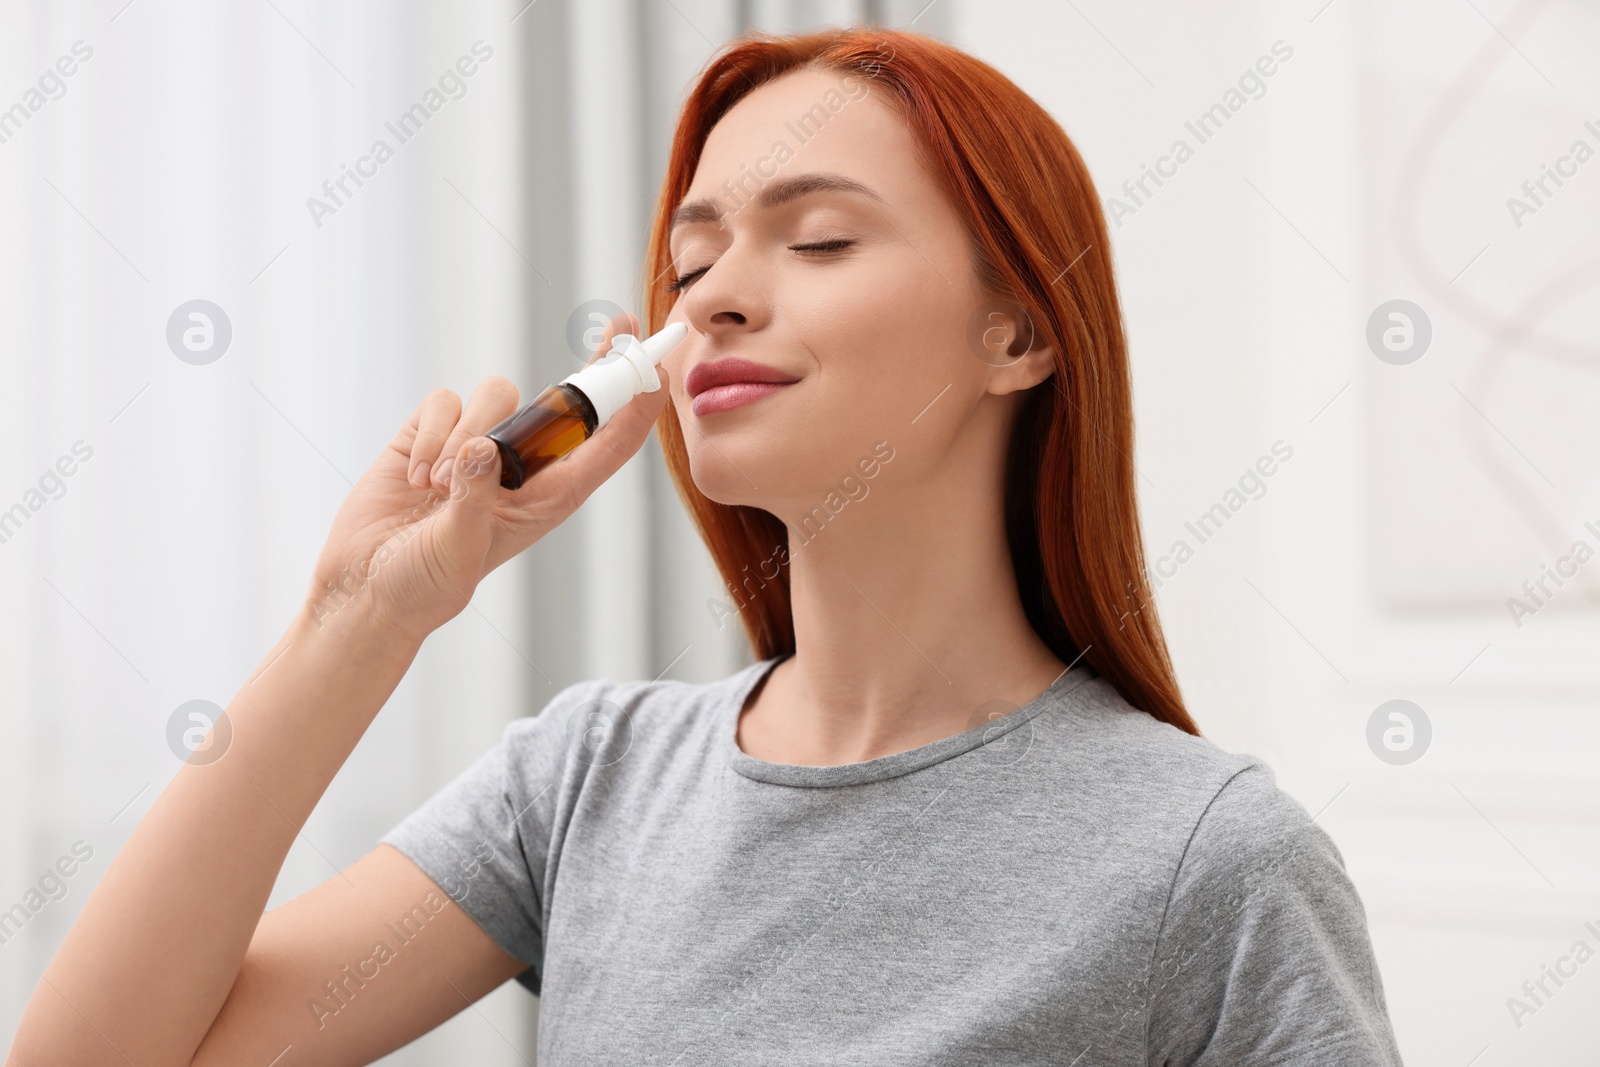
[484,322,688,490]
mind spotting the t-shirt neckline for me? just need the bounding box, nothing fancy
[720,653,1098,788]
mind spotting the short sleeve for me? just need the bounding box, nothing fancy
[380,683,586,996]
[1145,763,1403,1066]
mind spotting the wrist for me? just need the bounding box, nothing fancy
[292,589,430,660]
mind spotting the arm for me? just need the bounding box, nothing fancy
[193,841,529,1065]
[9,605,526,1066]
[6,312,665,1067]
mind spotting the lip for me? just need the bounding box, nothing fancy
[685,356,800,416]
[692,381,794,416]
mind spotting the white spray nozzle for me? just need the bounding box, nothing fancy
[560,321,689,429]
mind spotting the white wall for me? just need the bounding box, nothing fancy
[953,1,1600,1063]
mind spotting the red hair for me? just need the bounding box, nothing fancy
[643,28,1198,735]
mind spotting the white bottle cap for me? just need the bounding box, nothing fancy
[559,322,688,429]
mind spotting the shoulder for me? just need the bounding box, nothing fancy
[1031,672,1272,829]
[1052,671,1340,877]
[495,660,763,770]
[1050,672,1249,771]
[1146,768,1400,1063]
[1183,759,1340,881]
[1086,687,1401,1063]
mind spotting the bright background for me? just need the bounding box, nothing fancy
[2,0,1597,1063]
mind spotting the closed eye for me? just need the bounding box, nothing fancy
[791,238,855,255]
[665,238,857,294]
[665,264,709,294]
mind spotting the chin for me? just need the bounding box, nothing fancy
[690,425,837,511]
[686,442,785,509]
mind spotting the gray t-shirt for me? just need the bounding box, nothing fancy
[380,656,1403,1065]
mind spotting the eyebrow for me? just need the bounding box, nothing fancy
[669,172,884,230]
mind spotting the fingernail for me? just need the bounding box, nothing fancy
[436,457,455,487]
[410,461,429,488]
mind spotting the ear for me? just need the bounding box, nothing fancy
[975,304,1057,396]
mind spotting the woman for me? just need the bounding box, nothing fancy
[9,27,1403,1067]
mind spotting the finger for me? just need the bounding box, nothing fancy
[431,376,520,489]
[393,388,461,488]
[582,311,640,368]
[435,436,503,564]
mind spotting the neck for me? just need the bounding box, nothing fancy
[749,420,1068,766]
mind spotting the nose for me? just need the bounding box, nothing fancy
[674,247,766,340]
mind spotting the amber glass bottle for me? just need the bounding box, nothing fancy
[487,384,597,489]
[485,322,687,490]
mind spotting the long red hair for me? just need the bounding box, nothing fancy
[642,27,1198,735]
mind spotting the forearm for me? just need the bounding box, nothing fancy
[9,602,425,1067]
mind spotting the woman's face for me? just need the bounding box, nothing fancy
[661,67,1051,519]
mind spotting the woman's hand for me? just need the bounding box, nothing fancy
[304,311,666,643]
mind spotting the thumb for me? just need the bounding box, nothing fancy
[436,436,502,552]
